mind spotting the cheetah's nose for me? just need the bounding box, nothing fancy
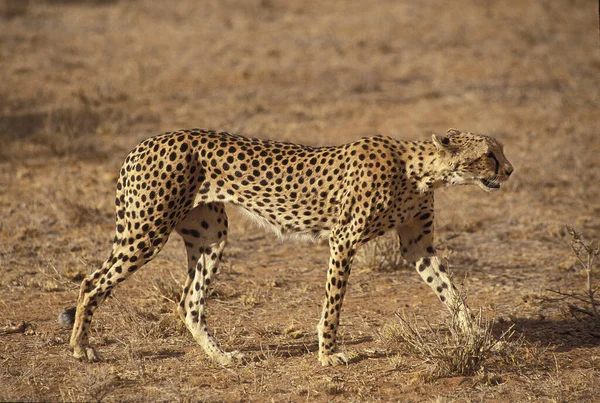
[505,167,514,177]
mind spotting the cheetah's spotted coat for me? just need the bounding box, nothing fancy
[60,128,513,366]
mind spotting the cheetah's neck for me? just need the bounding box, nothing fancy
[397,140,449,193]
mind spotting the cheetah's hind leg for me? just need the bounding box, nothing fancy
[61,229,169,362]
[175,202,245,366]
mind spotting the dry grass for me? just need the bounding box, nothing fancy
[72,367,120,403]
[112,297,165,340]
[150,273,182,305]
[548,226,600,321]
[386,307,512,379]
[356,232,409,271]
[382,312,557,393]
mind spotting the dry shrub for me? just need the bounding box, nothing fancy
[254,344,282,367]
[33,258,82,292]
[357,232,408,271]
[549,225,600,321]
[388,306,515,380]
[150,274,182,305]
[384,305,553,384]
[63,263,89,282]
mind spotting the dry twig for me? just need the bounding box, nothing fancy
[548,225,600,320]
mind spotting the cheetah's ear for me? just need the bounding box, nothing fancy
[432,134,451,152]
[446,128,461,137]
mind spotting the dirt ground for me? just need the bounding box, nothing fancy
[1,0,599,401]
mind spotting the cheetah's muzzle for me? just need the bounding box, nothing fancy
[481,178,500,190]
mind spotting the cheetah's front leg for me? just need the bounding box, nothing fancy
[317,230,358,366]
[413,255,474,332]
[397,215,476,334]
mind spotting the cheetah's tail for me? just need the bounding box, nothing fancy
[58,307,76,328]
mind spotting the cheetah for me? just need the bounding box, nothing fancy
[59,128,513,367]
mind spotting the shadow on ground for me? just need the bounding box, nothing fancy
[496,317,600,351]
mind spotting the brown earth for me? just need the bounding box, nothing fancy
[1,0,600,401]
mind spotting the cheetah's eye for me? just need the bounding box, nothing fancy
[486,152,495,159]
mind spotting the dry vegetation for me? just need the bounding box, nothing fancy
[357,232,408,272]
[547,226,600,321]
[1,0,599,401]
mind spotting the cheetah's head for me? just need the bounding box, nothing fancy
[432,128,514,192]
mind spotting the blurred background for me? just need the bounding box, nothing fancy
[1,0,599,401]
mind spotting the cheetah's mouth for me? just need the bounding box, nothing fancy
[479,178,500,192]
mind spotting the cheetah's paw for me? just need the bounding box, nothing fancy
[319,352,348,366]
[215,350,246,367]
[72,346,100,363]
